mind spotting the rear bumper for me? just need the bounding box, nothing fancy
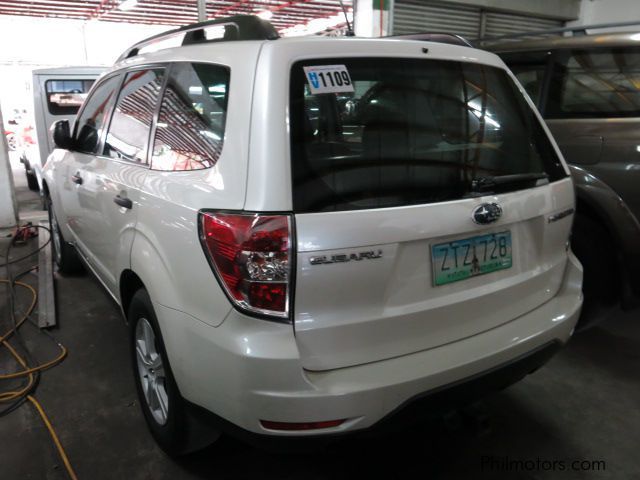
[156,252,582,438]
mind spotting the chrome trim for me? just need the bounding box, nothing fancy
[309,249,383,265]
[547,208,575,224]
[471,202,503,225]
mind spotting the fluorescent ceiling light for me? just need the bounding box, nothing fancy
[118,0,138,11]
[256,10,273,20]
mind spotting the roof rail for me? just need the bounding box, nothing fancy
[116,15,279,63]
[387,32,473,48]
[477,20,640,45]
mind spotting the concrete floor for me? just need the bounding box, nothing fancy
[1,158,639,479]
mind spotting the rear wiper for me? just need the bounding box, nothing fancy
[470,173,549,192]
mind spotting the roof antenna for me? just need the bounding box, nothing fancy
[338,0,355,36]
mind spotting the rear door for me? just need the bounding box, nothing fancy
[289,57,574,371]
[77,68,165,294]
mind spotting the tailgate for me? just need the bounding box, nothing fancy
[294,180,574,371]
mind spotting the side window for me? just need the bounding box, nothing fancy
[46,79,95,115]
[500,51,549,108]
[104,69,164,164]
[151,63,230,171]
[548,47,640,118]
[74,75,120,154]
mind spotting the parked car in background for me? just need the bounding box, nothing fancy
[19,66,104,195]
[43,16,582,455]
[5,129,17,151]
[4,113,32,153]
[489,31,640,326]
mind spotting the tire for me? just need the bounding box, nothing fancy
[571,213,619,329]
[128,289,219,455]
[46,196,84,274]
[26,170,39,191]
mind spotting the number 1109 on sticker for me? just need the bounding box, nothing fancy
[303,65,355,94]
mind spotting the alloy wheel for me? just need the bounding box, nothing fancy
[135,317,169,425]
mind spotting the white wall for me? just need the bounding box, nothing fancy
[573,0,640,26]
[0,15,175,168]
[0,16,174,66]
[0,104,18,228]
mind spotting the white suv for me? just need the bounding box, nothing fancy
[43,16,583,454]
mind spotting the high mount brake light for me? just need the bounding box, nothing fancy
[199,212,292,320]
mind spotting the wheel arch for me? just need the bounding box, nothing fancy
[119,269,147,319]
[571,165,640,303]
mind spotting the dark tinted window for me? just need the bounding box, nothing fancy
[151,63,230,171]
[104,69,164,164]
[45,79,95,115]
[499,51,550,107]
[74,75,120,154]
[547,47,640,118]
[290,58,566,213]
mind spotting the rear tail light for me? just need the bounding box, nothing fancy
[199,211,292,320]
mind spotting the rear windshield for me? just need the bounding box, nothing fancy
[289,58,567,213]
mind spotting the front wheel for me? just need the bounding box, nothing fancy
[129,289,219,455]
[26,170,39,191]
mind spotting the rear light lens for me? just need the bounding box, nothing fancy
[199,211,292,320]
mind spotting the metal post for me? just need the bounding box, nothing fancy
[479,10,487,40]
[197,0,207,22]
[0,102,19,228]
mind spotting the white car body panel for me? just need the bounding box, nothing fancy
[42,34,583,438]
[156,252,581,435]
[294,180,574,371]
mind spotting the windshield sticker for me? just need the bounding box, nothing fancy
[303,65,355,94]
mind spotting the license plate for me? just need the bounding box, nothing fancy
[431,231,513,286]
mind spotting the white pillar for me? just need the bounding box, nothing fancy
[354,0,392,37]
[197,0,207,22]
[0,103,18,228]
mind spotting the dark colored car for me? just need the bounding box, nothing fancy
[490,32,640,325]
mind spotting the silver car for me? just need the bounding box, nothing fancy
[492,32,640,326]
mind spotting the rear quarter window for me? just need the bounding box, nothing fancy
[289,57,566,213]
[547,47,640,118]
[151,62,230,171]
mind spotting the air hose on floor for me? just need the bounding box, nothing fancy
[0,224,78,480]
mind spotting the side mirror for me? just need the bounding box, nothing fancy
[51,120,73,150]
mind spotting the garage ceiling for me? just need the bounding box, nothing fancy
[0,0,353,29]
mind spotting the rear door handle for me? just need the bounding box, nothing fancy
[113,194,132,209]
[71,174,83,185]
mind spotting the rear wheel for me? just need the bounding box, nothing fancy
[47,196,83,274]
[571,213,619,329]
[129,289,219,455]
